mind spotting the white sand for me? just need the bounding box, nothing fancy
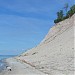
[17,14,75,75]
[0,58,47,75]
[0,14,75,75]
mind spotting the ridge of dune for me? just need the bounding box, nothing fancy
[17,14,75,75]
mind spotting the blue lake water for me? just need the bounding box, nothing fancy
[0,55,16,60]
[0,55,16,72]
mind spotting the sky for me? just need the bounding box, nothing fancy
[0,0,74,55]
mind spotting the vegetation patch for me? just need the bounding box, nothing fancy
[54,4,75,23]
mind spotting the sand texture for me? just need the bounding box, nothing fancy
[0,58,46,75]
[17,14,75,75]
[0,14,75,75]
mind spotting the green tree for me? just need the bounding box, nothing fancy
[70,5,75,14]
[66,5,75,17]
[64,3,69,13]
[54,4,75,23]
[57,10,64,20]
[54,10,64,23]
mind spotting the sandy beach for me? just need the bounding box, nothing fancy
[16,14,75,75]
[0,14,74,75]
[0,58,47,75]
[0,0,75,75]
[0,8,74,75]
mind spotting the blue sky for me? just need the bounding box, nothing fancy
[0,0,74,55]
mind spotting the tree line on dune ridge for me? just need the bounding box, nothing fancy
[54,4,75,23]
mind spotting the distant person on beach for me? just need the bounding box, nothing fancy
[6,66,11,71]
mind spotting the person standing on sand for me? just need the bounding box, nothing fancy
[6,66,11,71]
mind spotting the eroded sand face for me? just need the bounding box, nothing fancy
[18,14,75,75]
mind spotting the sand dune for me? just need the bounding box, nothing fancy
[17,14,75,75]
[0,14,74,75]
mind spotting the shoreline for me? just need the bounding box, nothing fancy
[0,59,8,73]
[0,58,47,75]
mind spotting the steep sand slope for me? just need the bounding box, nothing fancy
[17,14,75,75]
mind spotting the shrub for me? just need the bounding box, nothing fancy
[54,4,75,23]
[54,18,62,23]
[66,5,75,17]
